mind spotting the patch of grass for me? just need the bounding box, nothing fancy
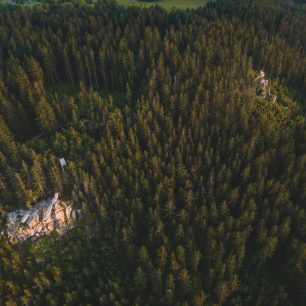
[47,82,127,107]
[0,0,39,6]
[295,3,306,12]
[99,89,128,107]
[47,82,80,96]
[1,0,211,10]
[27,83,128,154]
[117,0,209,10]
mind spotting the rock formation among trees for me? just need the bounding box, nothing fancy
[254,70,277,102]
[2,193,80,243]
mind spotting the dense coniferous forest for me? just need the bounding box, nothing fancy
[0,0,306,305]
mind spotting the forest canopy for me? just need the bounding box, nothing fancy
[0,0,306,305]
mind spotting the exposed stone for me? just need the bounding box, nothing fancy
[1,193,80,244]
[254,70,277,102]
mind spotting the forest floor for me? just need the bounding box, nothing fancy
[47,82,127,107]
[25,83,127,150]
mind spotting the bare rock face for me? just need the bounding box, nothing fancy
[2,193,81,244]
[254,70,277,102]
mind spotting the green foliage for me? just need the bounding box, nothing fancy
[0,0,306,305]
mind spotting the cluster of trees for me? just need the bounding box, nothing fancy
[0,0,305,305]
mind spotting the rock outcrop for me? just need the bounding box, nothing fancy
[254,70,277,103]
[2,193,81,244]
